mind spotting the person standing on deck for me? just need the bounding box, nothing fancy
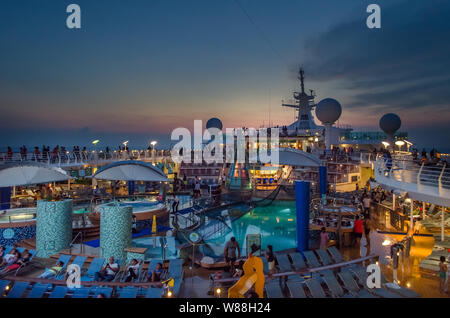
[439,256,448,294]
[353,216,364,248]
[320,227,330,250]
[224,237,240,274]
[445,254,450,293]
[363,195,371,219]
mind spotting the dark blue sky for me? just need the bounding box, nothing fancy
[0,0,449,151]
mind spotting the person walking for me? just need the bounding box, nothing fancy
[265,245,276,277]
[224,237,240,274]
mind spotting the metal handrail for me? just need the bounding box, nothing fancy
[375,157,450,190]
[69,231,84,254]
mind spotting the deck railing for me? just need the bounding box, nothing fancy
[0,149,170,167]
[375,157,450,191]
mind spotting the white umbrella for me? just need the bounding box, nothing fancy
[92,160,168,182]
[0,163,72,187]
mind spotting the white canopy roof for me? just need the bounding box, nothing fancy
[92,161,168,182]
[277,148,323,167]
[0,163,72,187]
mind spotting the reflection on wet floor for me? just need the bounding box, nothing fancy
[337,210,449,298]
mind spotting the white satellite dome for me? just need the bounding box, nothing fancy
[380,113,401,135]
[315,98,342,124]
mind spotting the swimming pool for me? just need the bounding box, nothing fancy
[199,201,298,258]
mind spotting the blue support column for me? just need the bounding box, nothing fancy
[128,181,135,196]
[0,187,11,210]
[295,181,310,252]
[319,166,327,205]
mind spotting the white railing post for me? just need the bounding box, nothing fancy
[438,164,445,195]
[417,163,424,191]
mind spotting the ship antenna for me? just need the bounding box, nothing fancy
[298,68,305,94]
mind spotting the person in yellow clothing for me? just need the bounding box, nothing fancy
[228,244,265,298]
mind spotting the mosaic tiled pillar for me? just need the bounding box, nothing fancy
[36,199,73,258]
[100,203,132,264]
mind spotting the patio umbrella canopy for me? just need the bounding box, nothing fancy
[0,162,72,187]
[92,160,168,182]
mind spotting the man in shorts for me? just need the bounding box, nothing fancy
[224,237,240,273]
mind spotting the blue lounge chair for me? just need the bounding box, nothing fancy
[145,287,163,298]
[275,253,292,273]
[118,287,138,298]
[337,271,377,298]
[16,247,26,254]
[315,249,334,266]
[52,254,73,278]
[49,286,69,298]
[4,246,13,255]
[57,256,87,280]
[320,271,355,298]
[81,258,105,281]
[303,251,321,268]
[289,252,306,271]
[168,259,183,296]
[6,282,29,298]
[347,267,403,298]
[91,287,113,298]
[168,259,183,279]
[265,280,284,298]
[28,283,51,298]
[141,259,163,282]
[304,278,327,298]
[286,280,307,298]
[71,287,91,298]
[327,246,345,263]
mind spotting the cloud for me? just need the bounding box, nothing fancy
[302,0,450,118]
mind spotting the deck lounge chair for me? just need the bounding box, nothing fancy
[315,249,334,266]
[81,258,105,281]
[145,287,163,298]
[58,255,87,280]
[71,287,91,298]
[348,267,404,298]
[304,278,327,298]
[275,253,292,273]
[119,287,138,298]
[337,271,377,298]
[7,282,29,298]
[52,254,73,278]
[168,259,183,279]
[265,280,284,298]
[289,252,306,271]
[28,283,51,298]
[321,272,354,298]
[167,259,183,296]
[327,246,345,263]
[286,280,307,298]
[141,259,163,282]
[303,251,321,268]
[49,286,69,298]
[91,287,113,298]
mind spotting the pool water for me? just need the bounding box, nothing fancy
[201,201,298,257]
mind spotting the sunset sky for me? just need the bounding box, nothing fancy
[0,0,449,150]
